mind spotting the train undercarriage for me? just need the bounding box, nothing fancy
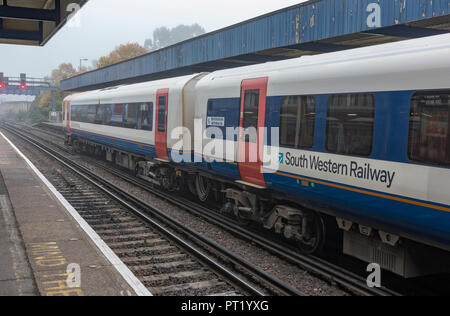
[67,134,450,278]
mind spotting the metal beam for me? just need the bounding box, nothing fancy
[365,25,449,39]
[289,42,357,53]
[0,5,57,22]
[54,0,61,25]
[0,89,41,96]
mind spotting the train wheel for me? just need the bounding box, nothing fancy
[195,175,211,202]
[297,213,326,254]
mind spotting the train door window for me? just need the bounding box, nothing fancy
[326,93,375,156]
[280,96,316,149]
[408,91,450,166]
[138,103,153,130]
[158,96,167,132]
[95,104,104,125]
[104,105,113,126]
[243,90,259,132]
[124,103,137,129]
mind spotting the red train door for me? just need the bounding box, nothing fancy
[155,89,170,161]
[237,78,268,189]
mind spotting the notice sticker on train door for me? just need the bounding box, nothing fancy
[207,117,225,127]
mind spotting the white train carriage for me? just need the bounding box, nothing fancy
[193,34,450,276]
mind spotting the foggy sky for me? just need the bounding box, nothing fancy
[0,0,307,80]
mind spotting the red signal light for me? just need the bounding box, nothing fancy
[19,83,26,90]
[0,82,4,90]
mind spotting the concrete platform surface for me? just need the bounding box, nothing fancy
[0,132,142,296]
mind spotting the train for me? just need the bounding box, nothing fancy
[61,33,450,278]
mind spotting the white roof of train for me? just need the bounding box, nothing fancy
[68,74,201,105]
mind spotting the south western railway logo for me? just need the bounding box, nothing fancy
[281,152,396,189]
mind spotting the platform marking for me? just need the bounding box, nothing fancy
[0,132,152,297]
[28,242,84,296]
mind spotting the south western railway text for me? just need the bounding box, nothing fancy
[284,153,396,188]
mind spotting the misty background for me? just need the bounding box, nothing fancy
[0,0,305,78]
[0,0,306,103]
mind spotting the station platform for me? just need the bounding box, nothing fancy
[0,132,148,296]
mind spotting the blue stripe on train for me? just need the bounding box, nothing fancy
[71,129,157,158]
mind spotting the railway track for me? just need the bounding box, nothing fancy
[1,122,304,297]
[4,121,400,296]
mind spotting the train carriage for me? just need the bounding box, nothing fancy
[63,34,450,278]
[63,74,205,171]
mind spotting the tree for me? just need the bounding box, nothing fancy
[46,63,78,86]
[37,62,81,115]
[97,43,148,68]
[145,24,206,52]
[36,90,67,113]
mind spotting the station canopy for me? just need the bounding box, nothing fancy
[58,0,450,92]
[0,0,88,46]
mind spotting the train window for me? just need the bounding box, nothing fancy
[138,103,153,131]
[124,104,137,129]
[110,104,124,127]
[75,105,81,122]
[326,93,375,156]
[104,104,113,126]
[243,90,260,131]
[80,105,89,123]
[87,105,96,124]
[158,96,167,132]
[95,104,104,124]
[280,96,316,149]
[70,105,76,121]
[408,91,450,166]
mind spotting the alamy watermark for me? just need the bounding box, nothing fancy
[367,263,382,288]
[367,3,382,28]
[67,3,82,28]
[169,119,280,173]
[66,263,81,288]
